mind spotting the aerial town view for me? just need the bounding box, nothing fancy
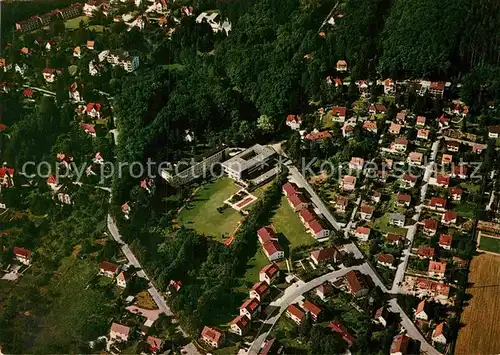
[0,0,499,354]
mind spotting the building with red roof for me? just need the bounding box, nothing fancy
[359,204,374,220]
[13,246,32,265]
[285,114,302,130]
[310,247,339,266]
[453,165,468,179]
[355,226,371,241]
[386,233,404,245]
[0,167,15,188]
[429,261,447,279]
[450,187,463,201]
[436,174,450,188]
[439,234,453,250]
[99,260,119,277]
[80,123,96,137]
[286,193,308,211]
[110,322,130,342]
[424,220,440,235]
[259,263,280,284]
[262,240,284,261]
[429,197,446,210]
[257,226,278,244]
[331,106,347,122]
[229,315,250,336]
[377,254,394,268]
[305,130,332,141]
[418,246,435,259]
[390,334,410,355]
[250,280,270,302]
[286,304,305,324]
[344,270,369,297]
[302,300,322,321]
[299,208,316,225]
[415,300,429,320]
[396,193,411,207]
[86,102,101,118]
[307,218,330,239]
[328,321,356,345]
[432,322,448,344]
[200,326,224,348]
[146,336,164,353]
[442,210,457,225]
[282,182,301,197]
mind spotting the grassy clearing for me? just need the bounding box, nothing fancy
[454,202,476,219]
[271,316,309,351]
[135,290,158,310]
[372,213,407,236]
[241,248,269,286]
[65,16,88,29]
[271,196,315,257]
[177,178,242,240]
[479,235,500,253]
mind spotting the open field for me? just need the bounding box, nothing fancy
[478,235,500,253]
[372,213,408,236]
[271,196,315,257]
[241,248,269,285]
[456,253,500,355]
[65,16,88,29]
[177,178,242,240]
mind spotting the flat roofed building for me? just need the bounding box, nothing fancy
[222,144,276,182]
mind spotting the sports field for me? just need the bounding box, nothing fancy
[456,253,500,354]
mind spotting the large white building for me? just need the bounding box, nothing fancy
[221,144,276,183]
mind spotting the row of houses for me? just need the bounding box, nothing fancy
[98,260,131,288]
[16,4,83,32]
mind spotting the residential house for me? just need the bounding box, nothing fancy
[439,234,453,250]
[401,174,417,188]
[432,323,448,344]
[418,246,435,259]
[285,114,302,130]
[344,270,369,297]
[250,281,270,302]
[396,112,407,125]
[384,79,395,95]
[436,174,450,188]
[336,60,348,72]
[299,208,316,227]
[429,261,447,279]
[121,201,131,219]
[472,143,485,154]
[307,219,330,239]
[83,0,109,17]
[42,68,60,82]
[429,197,446,210]
[16,16,44,32]
[240,298,261,320]
[428,81,445,98]
[86,102,101,118]
[446,141,460,153]
[341,175,356,191]
[439,114,449,128]
[87,40,95,50]
[377,254,394,268]
[357,80,369,95]
[282,182,301,197]
[68,82,81,102]
[390,213,405,227]
[392,137,408,152]
[80,123,96,137]
[386,233,404,246]
[315,282,333,301]
[390,334,410,355]
[259,263,280,284]
[262,240,284,261]
[373,307,389,327]
[442,154,453,165]
[389,122,402,135]
[450,187,463,201]
[257,226,278,244]
[305,130,332,141]
[453,165,468,179]
[13,246,32,265]
[116,271,130,288]
[328,321,356,346]
[355,226,371,241]
[146,336,164,353]
[423,219,438,236]
[287,304,305,324]
[331,106,347,122]
[110,322,130,342]
[302,300,322,321]
[342,124,354,138]
[362,120,378,133]
[99,260,119,277]
[359,205,374,220]
[442,210,457,225]
[488,125,500,139]
[396,193,411,207]
[259,338,285,355]
[372,190,382,203]
[349,157,365,170]
[104,50,140,72]
[310,247,338,266]
[416,116,426,126]
[413,277,450,302]
[0,167,14,188]
[407,152,423,166]
[200,326,224,348]
[335,196,348,212]
[376,170,389,183]
[417,129,429,140]
[414,300,429,320]
[229,315,250,336]
[287,193,308,212]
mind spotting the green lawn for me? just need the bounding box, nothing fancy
[479,236,500,253]
[459,181,481,193]
[272,196,315,256]
[372,213,407,236]
[241,248,270,285]
[454,202,476,219]
[65,16,89,29]
[271,316,309,351]
[177,178,242,240]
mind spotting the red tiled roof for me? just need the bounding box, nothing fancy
[430,81,445,90]
[391,335,409,354]
[344,270,367,294]
[283,182,301,196]
[360,205,374,214]
[309,219,327,234]
[356,226,370,235]
[251,280,269,296]
[433,322,445,337]
[23,88,34,97]
[439,234,452,247]
[0,167,14,178]
[394,137,408,145]
[257,226,277,243]
[418,246,435,258]
[332,106,347,116]
[387,233,403,242]
[437,174,450,186]
[0,124,7,132]
[397,193,411,203]
[305,131,332,141]
[86,102,101,112]
[450,187,463,196]
[47,174,57,184]
[328,321,355,345]
[424,219,438,230]
[429,260,447,274]
[201,326,223,344]
[299,208,316,223]
[111,322,130,336]
[375,104,387,112]
[416,300,426,315]
[454,165,468,176]
[80,123,96,134]
[260,263,279,279]
[13,246,32,258]
[287,304,305,320]
[310,247,338,262]
[302,300,322,317]
[363,120,377,130]
[443,210,457,222]
[416,278,450,295]
[430,197,446,207]
[262,240,282,256]
[99,260,119,273]
[287,193,307,208]
[230,314,250,330]
[378,254,394,264]
[403,173,417,182]
[343,175,356,184]
[240,298,260,313]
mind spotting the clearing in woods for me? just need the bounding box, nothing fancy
[456,253,500,355]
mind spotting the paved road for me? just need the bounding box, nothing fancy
[288,165,342,231]
[391,139,439,293]
[388,299,440,355]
